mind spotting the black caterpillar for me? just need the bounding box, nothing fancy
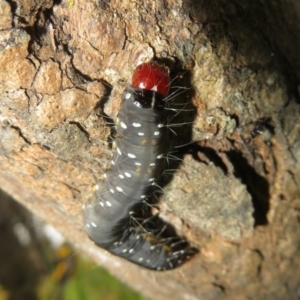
[83,62,195,271]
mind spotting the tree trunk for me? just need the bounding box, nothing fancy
[1,0,300,299]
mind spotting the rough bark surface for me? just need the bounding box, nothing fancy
[1,0,300,299]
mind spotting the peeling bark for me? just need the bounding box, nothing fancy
[1,0,300,299]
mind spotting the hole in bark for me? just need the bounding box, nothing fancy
[225,150,270,226]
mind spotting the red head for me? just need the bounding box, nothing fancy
[131,62,170,97]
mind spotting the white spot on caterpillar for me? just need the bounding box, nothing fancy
[129,248,134,253]
[149,163,155,166]
[82,204,85,209]
[117,147,122,155]
[125,92,131,99]
[103,174,107,179]
[128,153,136,158]
[132,122,141,127]
[119,174,124,179]
[138,132,144,136]
[140,195,146,199]
[111,160,115,165]
[149,178,155,182]
[91,222,97,228]
[157,154,163,159]
[154,131,159,136]
[158,124,163,128]
[116,186,123,192]
[86,224,90,228]
[122,248,128,253]
[110,189,114,194]
[120,121,127,129]
[106,201,112,207]
[124,172,131,177]
[135,162,141,166]
[99,201,104,207]
[152,85,158,92]
[138,257,144,262]
[139,82,146,89]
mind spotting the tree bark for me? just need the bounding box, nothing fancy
[1,0,300,299]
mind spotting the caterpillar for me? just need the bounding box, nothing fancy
[83,62,196,271]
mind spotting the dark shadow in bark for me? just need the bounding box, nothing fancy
[225,150,270,226]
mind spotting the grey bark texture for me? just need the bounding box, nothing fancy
[0,0,300,299]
